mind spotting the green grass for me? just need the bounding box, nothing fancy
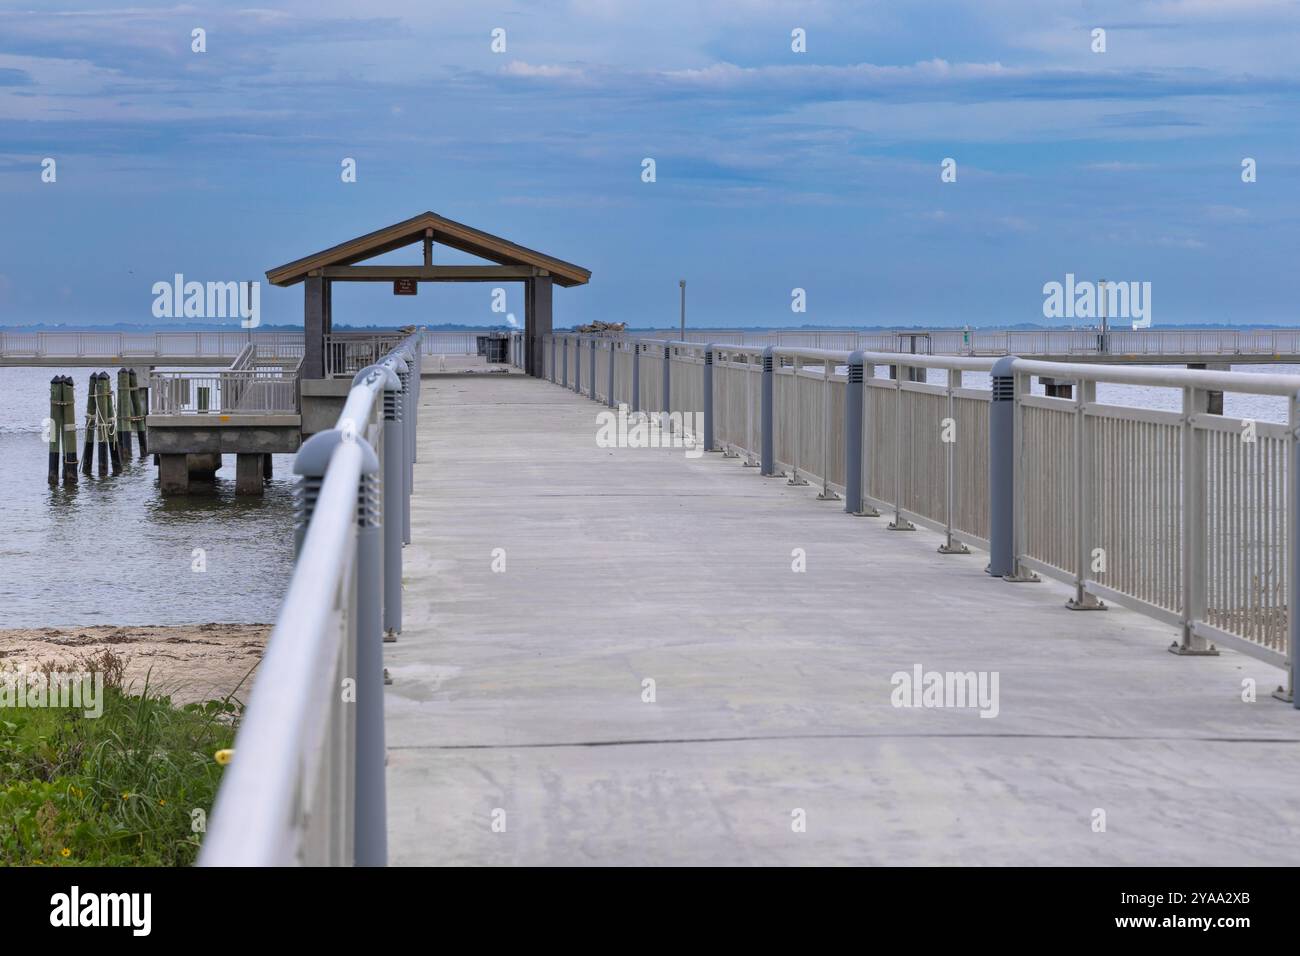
[0,650,243,866]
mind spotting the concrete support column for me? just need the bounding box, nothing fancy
[159,453,189,495]
[1188,363,1227,414]
[1041,377,1074,399]
[235,453,265,495]
[188,452,221,479]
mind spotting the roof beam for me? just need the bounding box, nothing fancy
[318,265,543,282]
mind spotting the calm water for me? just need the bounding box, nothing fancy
[2,360,1296,627]
[0,366,295,627]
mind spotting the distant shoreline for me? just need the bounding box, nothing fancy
[4,322,1299,333]
[0,623,270,705]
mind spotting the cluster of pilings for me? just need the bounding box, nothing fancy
[46,376,79,482]
[47,370,149,483]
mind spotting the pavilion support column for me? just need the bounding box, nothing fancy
[525,275,553,378]
[304,275,326,380]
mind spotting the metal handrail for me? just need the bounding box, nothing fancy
[199,329,424,866]
[548,332,1300,706]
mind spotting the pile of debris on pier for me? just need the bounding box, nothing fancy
[573,320,626,334]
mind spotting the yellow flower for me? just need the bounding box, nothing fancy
[159,799,166,806]
[214,749,234,766]
[121,792,129,799]
[60,848,70,858]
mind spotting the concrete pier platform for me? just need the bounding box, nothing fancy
[386,375,1300,866]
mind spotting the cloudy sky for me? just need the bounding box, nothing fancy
[1,0,1297,329]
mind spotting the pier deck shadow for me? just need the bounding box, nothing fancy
[385,374,1300,866]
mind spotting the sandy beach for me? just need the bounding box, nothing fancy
[0,623,269,705]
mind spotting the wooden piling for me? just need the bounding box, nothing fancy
[95,372,107,476]
[115,369,133,459]
[81,372,96,476]
[60,376,78,481]
[106,372,122,474]
[130,369,148,457]
[48,376,61,483]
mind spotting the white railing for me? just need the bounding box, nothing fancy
[11,327,1300,365]
[0,330,304,361]
[325,332,407,378]
[546,333,1300,702]
[149,364,301,415]
[199,332,422,866]
[603,328,1300,359]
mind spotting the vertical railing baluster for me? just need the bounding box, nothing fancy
[939,368,968,553]
[817,358,837,500]
[887,362,912,530]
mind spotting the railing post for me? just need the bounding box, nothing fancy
[886,363,910,527]
[662,344,672,433]
[1067,378,1103,606]
[988,355,1034,579]
[292,428,384,866]
[562,335,569,389]
[573,336,581,394]
[410,337,421,465]
[817,358,838,500]
[348,435,387,866]
[589,337,597,400]
[844,351,865,514]
[550,336,557,384]
[1175,385,1216,653]
[381,358,406,638]
[631,342,641,414]
[607,340,616,408]
[938,368,968,552]
[1290,391,1300,705]
[761,346,779,476]
[396,352,413,545]
[703,344,715,451]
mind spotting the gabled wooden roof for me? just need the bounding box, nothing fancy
[265,211,592,288]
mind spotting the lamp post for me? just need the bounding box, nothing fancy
[679,279,686,340]
[1099,278,1109,353]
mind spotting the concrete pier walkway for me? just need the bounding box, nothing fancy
[385,374,1300,866]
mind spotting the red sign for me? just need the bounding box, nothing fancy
[393,278,418,296]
